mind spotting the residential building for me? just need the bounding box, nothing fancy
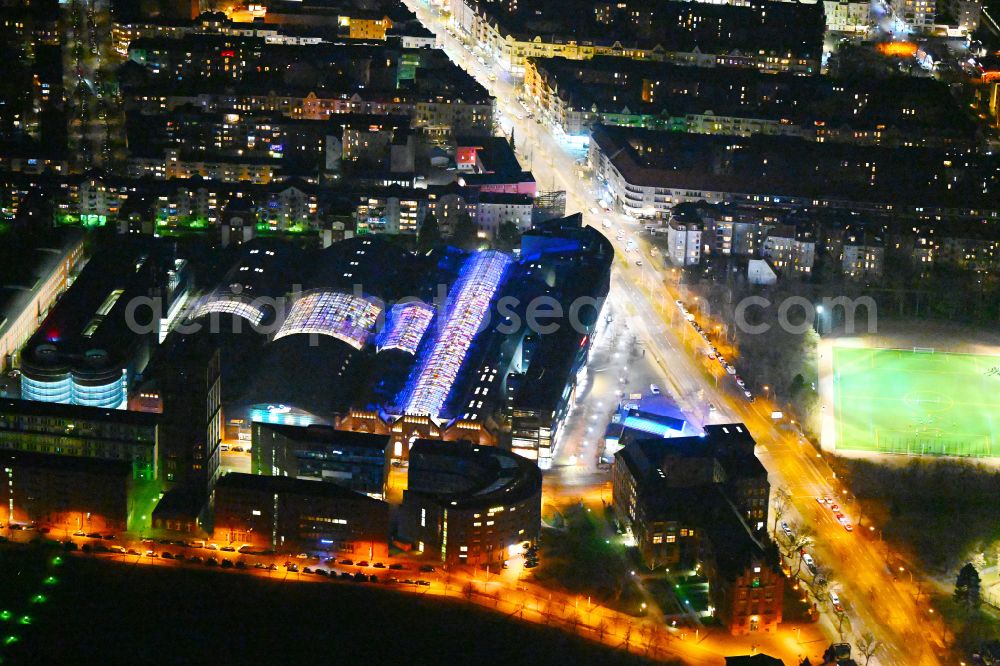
[452,0,823,75]
[822,0,871,33]
[666,219,703,266]
[590,125,1000,221]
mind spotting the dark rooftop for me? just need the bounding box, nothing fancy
[216,471,384,503]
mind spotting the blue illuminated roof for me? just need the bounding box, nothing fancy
[376,301,435,355]
[622,410,687,439]
[400,251,511,418]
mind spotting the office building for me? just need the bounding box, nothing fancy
[0,228,85,374]
[212,472,390,556]
[251,423,391,499]
[399,440,542,566]
[0,397,158,481]
[0,450,132,532]
[19,240,191,408]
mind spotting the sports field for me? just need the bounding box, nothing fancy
[832,346,1000,457]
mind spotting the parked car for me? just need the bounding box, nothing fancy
[649,384,661,395]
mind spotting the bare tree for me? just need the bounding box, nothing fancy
[810,568,830,603]
[772,487,792,538]
[789,534,816,578]
[835,609,851,641]
[855,631,882,666]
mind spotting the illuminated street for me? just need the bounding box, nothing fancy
[405,1,947,662]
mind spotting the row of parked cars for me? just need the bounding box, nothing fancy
[674,299,755,403]
[76,540,437,586]
[780,519,847,614]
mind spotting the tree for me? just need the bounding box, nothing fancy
[417,211,441,253]
[786,532,814,577]
[834,608,851,640]
[809,571,829,604]
[494,220,521,252]
[772,486,792,538]
[855,631,881,666]
[954,562,982,611]
[451,211,480,251]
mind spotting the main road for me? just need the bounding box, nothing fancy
[403,3,943,663]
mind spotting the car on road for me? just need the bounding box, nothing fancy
[127,549,140,556]
[649,384,661,395]
[357,561,369,567]
[417,580,431,586]
[220,545,235,552]
[837,514,853,531]
[391,563,408,571]
[418,565,435,572]
[635,260,643,266]
[780,521,794,539]
[372,562,386,568]
[110,546,126,554]
[830,591,844,612]
[286,563,298,572]
[802,553,817,574]
[73,530,86,537]
[744,390,754,401]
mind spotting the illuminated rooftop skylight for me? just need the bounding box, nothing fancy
[273,290,382,350]
[377,301,435,355]
[401,251,511,418]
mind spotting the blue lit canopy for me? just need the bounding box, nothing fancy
[401,251,511,418]
[377,301,435,355]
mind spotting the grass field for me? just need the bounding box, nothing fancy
[832,346,1000,457]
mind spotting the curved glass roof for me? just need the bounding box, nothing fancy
[192,294,267,327]
[376,301,435,355]
[402,251,511,418]
[273,290,382,350]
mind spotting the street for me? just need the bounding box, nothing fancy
[405,2,945,663]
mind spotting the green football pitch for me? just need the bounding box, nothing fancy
[832,346,1000,457]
